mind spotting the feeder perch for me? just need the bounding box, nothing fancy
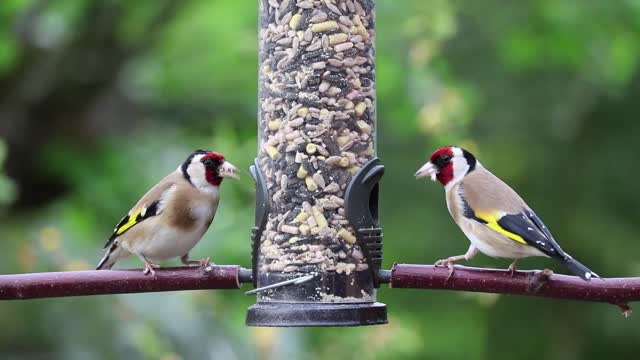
[246,0,386,327]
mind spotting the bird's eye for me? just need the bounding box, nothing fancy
[203,159,215,168]
[434,154,452,168]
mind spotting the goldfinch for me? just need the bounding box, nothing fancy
[97,150,239,275]
[415,146,598,280]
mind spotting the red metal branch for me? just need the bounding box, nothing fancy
[0,266,244,300]
[390,264,640,315]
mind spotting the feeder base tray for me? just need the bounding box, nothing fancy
[246,302,387,327]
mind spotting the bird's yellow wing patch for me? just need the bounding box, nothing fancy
[103,201,161,249]
[115,208,142,235]
[474,210,527,244]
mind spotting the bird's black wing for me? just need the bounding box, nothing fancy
[496,210,567,259]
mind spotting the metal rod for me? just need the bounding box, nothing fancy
[238,268,254,284]
[390,264,640,306]
[0,266,242,300]
[244,274,316,295]
[377,269,391,284]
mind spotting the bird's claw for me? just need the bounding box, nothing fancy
[508,260,518,278]
[183,257,214,268]
[142,260,160,276]
[198,257,214,268]
[434,258,457,280]
[181,253,215,268]
[434,259,447,267]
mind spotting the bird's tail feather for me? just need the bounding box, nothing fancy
[96,244,118,270]
[96,253,113,270]
[561,256,598,280]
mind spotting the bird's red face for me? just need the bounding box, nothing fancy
[200,151,239,186]
[201,152,225,186]
[181,150,239,189]
[428,147,455,185]
[415,146,476,187]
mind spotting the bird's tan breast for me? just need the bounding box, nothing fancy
[445,184,464,224]
[164,182,219,232]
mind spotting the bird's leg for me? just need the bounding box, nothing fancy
[181,254,213,268]
[141,256,160,276]
[508,259,518,278]
[434,245,478,280]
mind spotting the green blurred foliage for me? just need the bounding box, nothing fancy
[1,0,640,359]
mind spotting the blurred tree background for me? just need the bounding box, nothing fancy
[1,0,639,359]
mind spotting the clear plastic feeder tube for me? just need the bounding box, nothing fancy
[249,0,384,327]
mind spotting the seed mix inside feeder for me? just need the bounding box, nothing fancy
[246,0,386,327]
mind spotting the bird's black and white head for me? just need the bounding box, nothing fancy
[181,150,239,192]
[415,146,478,190]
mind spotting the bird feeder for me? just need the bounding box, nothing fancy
[246,0,386,326]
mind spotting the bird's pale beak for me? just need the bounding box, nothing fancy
[414,162,438,181]
[219,161,240,179]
